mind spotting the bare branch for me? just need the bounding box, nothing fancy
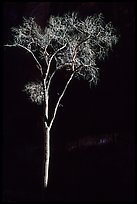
[49,72,75,129]
[46,69,57,92]
[5,44,43,76]
[45,43,67,84]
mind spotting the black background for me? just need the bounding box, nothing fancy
[2,2,135,202]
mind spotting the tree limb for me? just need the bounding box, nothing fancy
[49,72,75,129]
[5,44,43,76]
[45,43,67,83]
[46,69,57,92]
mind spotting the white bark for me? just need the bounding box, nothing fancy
[49,72,75,130]
[5,44,43,75]
[44,43,67,83]
[45,90,49,120]
[44,125,50,188]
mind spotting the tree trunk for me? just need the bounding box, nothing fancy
[43,125,50,188]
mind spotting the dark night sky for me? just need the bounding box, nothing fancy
[2,2,135,202]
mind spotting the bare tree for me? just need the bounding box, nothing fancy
[5,12,118,188]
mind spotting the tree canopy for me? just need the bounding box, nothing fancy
[10,12,118,90]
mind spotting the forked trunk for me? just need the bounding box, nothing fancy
[43,125,50,188]
[42,73,74,188]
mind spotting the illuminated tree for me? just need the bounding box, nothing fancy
[5,12,118,188]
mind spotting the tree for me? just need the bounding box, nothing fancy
[5,12,118,188]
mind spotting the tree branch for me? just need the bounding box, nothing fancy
[71,35,91,71]
[76,35,91,49]
[46,69,57,92]
[45,43,67,84]
[49,72,75,129]
[5,44,43,76]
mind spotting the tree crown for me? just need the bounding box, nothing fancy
[10,12,118,86]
